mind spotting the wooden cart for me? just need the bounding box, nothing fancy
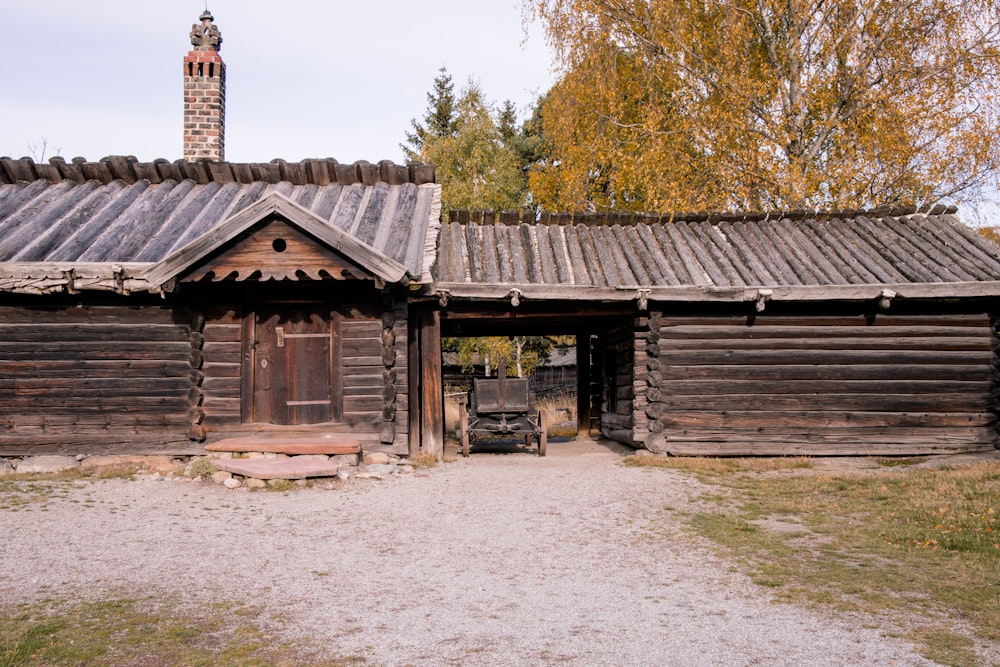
[457,368,547,457]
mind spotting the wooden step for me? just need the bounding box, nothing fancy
[205,437,361,456]
[211,458,341,480]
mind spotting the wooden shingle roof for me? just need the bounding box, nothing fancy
[0,157,441,294]
[433,209,1000,305]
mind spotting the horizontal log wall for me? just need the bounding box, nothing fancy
[200,307,242,431]
[0,305,198,454]
[600,321,638,444]
[643,313,999,456]
[345,301,408,454]
[199,301,409,454]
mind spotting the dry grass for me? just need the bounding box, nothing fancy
[649,457,1000,666]
[624,453,813,476]
[0,596,367,667]
[409,452,440,468]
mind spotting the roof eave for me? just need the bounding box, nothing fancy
[0,262,157,295]
[429,281,1000,306]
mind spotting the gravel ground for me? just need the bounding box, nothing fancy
[0,439,940,666]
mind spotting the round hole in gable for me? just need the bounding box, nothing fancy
[272,238,287,253]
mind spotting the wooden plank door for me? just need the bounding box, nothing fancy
[247,306,340,425]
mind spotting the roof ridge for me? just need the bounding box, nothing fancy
[445,204,958,225]
[0,156,436,188]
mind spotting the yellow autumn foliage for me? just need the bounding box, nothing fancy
[524,0,1000,213]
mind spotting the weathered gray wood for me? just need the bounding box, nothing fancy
[381,183,419,260]
[662,336,992,351]
[481,224,501,284]
[630,224,675,284]
[658,349,992,366]
[1,181,92,260]
[659,439,996,457]
[144,193,409,287]
[341,321,385,338]
[536,226,560,285]
[354,181,389,246]
[593,226,626,287]
[916,217,1000,279]
[716,222,781,285]
[647,223,696,285]
[661,378,991,395]
[508,225,530,284]
[602,427,634,444]
[660,324,992,339]
[845,216,929,282]
[663,364,991,381]
[133,182,223,261]
[659,411,997,428]
[0,437,203,457]
[658,394,990,412]
[0,320,192,338]
[784,221,852,283]
[691,222,750,285]
[419,310,444,457]
[45,181,150,261]
[660,426,996,444]
[0,180,51,226]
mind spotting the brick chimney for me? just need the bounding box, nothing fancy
[183,10,226,161]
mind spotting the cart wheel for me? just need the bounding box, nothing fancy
[537,411,547,457]
[459,403,470,457]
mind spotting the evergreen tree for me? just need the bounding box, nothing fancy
[413,80,528,211]
[401,67,458,162]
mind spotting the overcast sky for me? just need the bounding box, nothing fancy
[1,1,555,165]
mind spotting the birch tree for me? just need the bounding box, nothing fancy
[525,0,1000,212]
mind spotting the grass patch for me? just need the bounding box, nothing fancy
[409,452,440,468]
[0,478,86,511]
[92,464,137,480]
[873,457,926,468]
[624,454,813,478]
[0,596,367,667]
[669,459,1000,666]
[266,479,295,492]
[187,457,218,479]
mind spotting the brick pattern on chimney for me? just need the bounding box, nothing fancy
[183,50,226,161]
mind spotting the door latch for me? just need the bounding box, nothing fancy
[276,326,285,348]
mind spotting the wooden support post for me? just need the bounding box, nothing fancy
[576,332,592,437]
[407,313,421,459]
[419,310,444,458]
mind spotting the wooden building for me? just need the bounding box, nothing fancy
[432,209,1000,456]
[0,156,441,457]
[2,11,999,459]
[4,162,1000,457]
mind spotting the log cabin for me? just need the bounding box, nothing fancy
[0,156,440,457]
[3,11,1000,459]
[5,178,1000,459]
[432,209,1000,456]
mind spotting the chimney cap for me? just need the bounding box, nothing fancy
[190,9,222,52]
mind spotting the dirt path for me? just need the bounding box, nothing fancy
[0,439,936,666]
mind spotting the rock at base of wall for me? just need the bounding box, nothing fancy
[80,455,179,475]
[16,456,80,474]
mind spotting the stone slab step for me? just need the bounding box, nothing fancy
[211,458,341,480]
[205,437,361,456]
